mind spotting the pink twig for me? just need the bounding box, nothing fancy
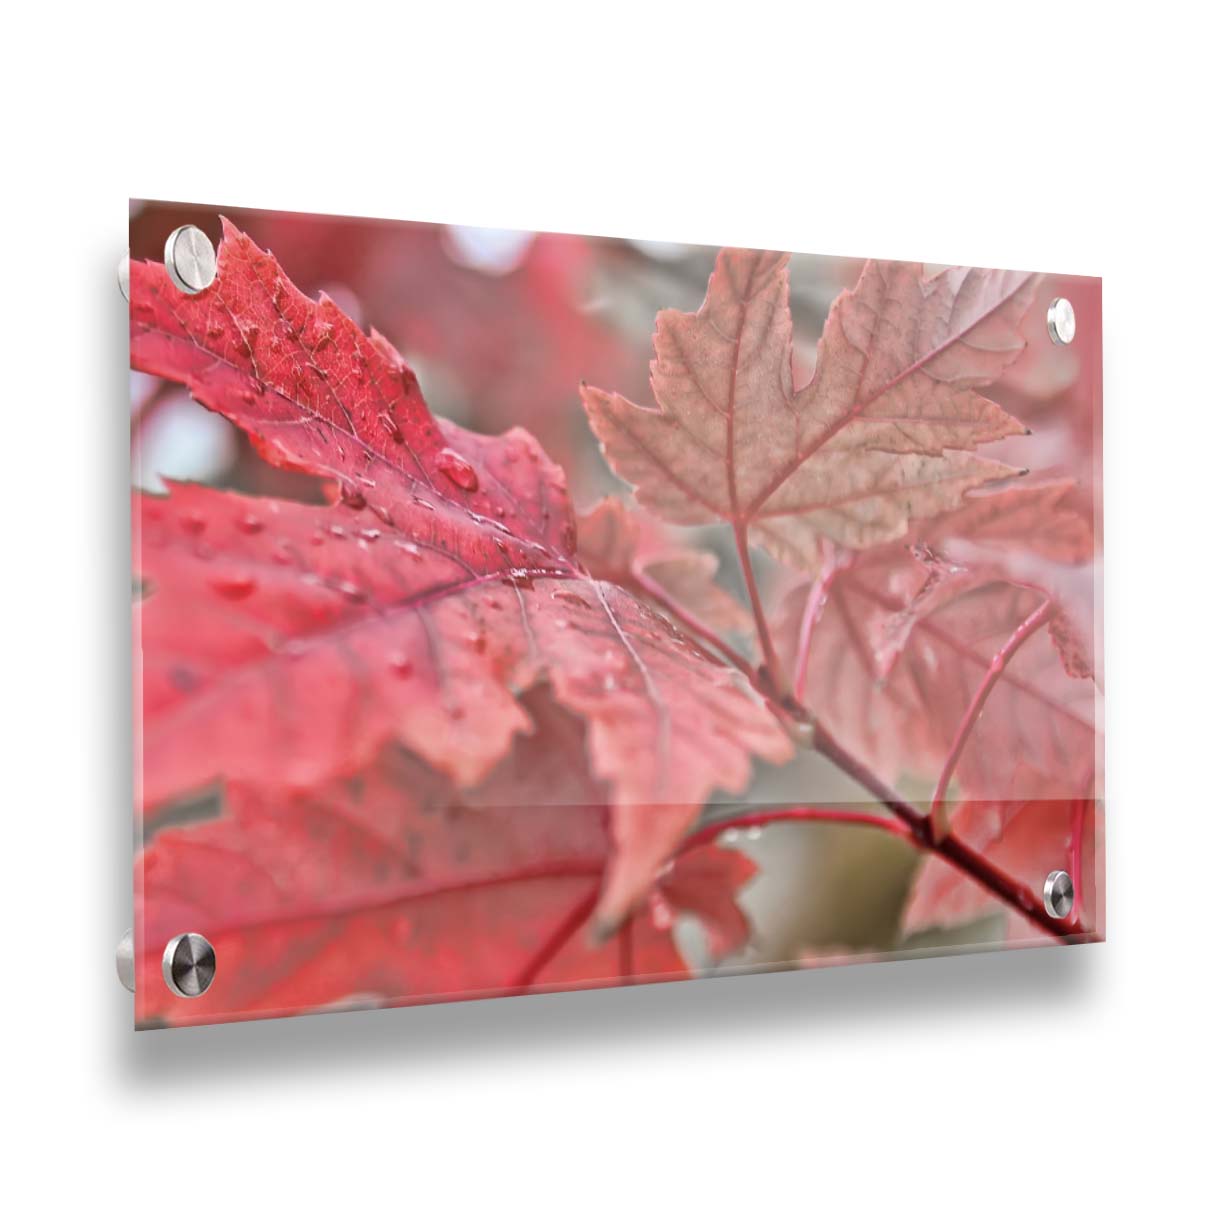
[732,522,785,694]
[681,806,918,854]
[928,599,1055,841]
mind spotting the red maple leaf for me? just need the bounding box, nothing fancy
[136,691,756,1025]
[131,223,791,931]
[921,478,1098,679]
[129,202,635,470]
[581,252,1036,571]
[778,554,1098,806]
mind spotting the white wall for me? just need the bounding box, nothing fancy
[6,3,1217,1217]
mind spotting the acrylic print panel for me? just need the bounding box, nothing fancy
[129,201,1103,1029]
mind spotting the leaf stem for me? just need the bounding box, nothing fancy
[732,522,785,694]
[508,884,601,992]
[928,599,1054,840]
[682,806,918,853]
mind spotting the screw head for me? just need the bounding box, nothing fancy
[1043,869,1075,919]
[115,928,135,993]
[1046,297,1076,345]
[162,933,216,998]
[163,225,217,295]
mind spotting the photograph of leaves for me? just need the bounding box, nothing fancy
[130,206,1101,1027]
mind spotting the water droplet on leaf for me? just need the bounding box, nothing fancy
[211,573,256,600]
[388,652,415,679]
[437,448,479,491]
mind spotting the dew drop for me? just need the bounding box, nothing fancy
[328,524,346,539]
[180,512,206,536]
[237,514,264,535]
[436,448,479,492]
[358,528,381,543]
[336,581,366,604]
[211,573,256,601]
[388,652,415,679]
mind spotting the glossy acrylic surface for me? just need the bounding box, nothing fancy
[130,201,1102,1028]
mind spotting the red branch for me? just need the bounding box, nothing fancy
[681,806,917,853]
[928,599,1055,840]
[690,795,1084,943]
[807,716,1083,940]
